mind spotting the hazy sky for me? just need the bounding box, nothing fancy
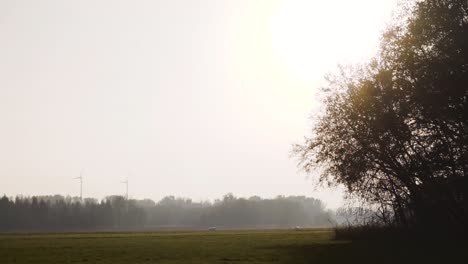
[0,0,396,209]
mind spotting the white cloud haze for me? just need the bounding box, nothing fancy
[0,0,397,209]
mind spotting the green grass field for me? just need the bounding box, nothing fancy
[0,229,466,264]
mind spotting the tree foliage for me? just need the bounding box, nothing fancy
[0,194,332,231]
[295,0,468,230]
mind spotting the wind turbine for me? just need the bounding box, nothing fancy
[121,178,128,200]
[73,169,83,201]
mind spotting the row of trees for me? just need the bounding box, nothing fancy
[295,0,468,231]
[0,195,145,231]
[146,194,332,228]
[0,194,333,231]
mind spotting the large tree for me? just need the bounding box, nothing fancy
[295,0,468,230]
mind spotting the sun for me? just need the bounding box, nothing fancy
[271,0,395,81]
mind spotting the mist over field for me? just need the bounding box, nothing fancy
[0,194,334,232]
[1,0,468,263]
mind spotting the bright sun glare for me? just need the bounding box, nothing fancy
[271,0,395,81]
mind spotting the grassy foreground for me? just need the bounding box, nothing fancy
[0,229,466,264]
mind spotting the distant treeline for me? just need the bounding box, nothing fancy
[0,194,333,232]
